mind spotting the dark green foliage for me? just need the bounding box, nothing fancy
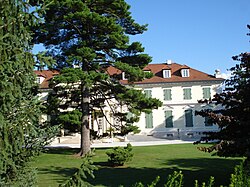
[58,110,82,132]
[59,152,97,187]
[33,0,162,155]
[0,0,57,185]
[106,143,133,166]
[132,171,183,187]
[229,159,250,187]
[132,176,161,187]
[195,26,250,160]
[0,167,37,187]
[164,171,184,187]
[120,124,141,135]
[131,160,249,187]
[194,177,215,187]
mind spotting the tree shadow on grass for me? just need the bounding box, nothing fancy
[42,148,80,155]
[88,166,178,187]
[162,157,241,187]
[38,166,78,184]
[88,158,241,187]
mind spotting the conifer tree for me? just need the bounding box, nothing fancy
[32,0,162,156]
[0,1,56,185]
[196,25,250,161]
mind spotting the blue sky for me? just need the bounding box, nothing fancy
[33,0,250,76]
[126,0,250,75]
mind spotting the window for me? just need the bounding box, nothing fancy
[36,77,40,84]
[122,72,128,80]
[163,69,171,78]
[183,88,192,100]
[185,109,193,127]
[204,116,213,126]
[203,87,211,99]
[165,110,173,128]
[163,89,172,101]
[181,69,190,77]
[98,118,103,130]
[144,90,152,98]
[126,112,133,123]
[145,112,153,128]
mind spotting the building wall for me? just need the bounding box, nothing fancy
[133,82,222,139]
[36,69,223,139]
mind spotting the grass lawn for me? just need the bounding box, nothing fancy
[31,144,241,187]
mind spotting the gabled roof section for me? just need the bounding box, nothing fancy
[107,63,224,84]
[34,70,59,89]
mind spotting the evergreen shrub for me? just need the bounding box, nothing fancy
[106,143,133,166]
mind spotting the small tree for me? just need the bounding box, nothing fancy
[195,25,250,161]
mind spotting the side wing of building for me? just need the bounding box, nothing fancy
[120,62,224,139]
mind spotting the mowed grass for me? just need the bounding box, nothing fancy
[31,144,241,187]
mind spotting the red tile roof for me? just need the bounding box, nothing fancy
[35,63,223,88]
[107,63,224,84]
[34,70,59,89]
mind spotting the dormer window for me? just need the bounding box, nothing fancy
[181,69,190,77]
[36,77,41,84]
[122,72,128,80]
[163,69,171,78]
[36,76,45,84]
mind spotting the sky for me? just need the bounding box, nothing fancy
[125,0,250,76]
[33,0,250,76]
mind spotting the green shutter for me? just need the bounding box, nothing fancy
[183,88,192,100]
[204,116,213,126]
[127,112,133,123]
[164,89,172,100]
[127,112,133,118]
[203,88,211,99]
[145,90,153,128]
[145,90,152,98]
[185,109,193,127]
[145,112,153,128]
[165,110,173,128]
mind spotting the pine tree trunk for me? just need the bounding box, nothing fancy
[79,84,91,156]
[79,60,91,156]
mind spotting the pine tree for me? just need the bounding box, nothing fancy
[0,1,56,185]
[32,0,162,156]
[195,25,250,161]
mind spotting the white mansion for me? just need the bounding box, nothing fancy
[35,61,224,140]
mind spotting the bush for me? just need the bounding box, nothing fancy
[229,159,250,187]
[130,159,249,187]
[0,166,37,187]
[106,143,133,166]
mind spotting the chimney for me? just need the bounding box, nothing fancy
[166,59,172,65]
[214,69,222,78]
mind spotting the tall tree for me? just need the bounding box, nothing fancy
[0,1,56,185]
[33,0,162,156]
[195,25,250,161]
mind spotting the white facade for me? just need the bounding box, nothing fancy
[133,81,223,139]
[35,63,224,139]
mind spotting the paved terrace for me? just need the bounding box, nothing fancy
[48,134,196,148]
